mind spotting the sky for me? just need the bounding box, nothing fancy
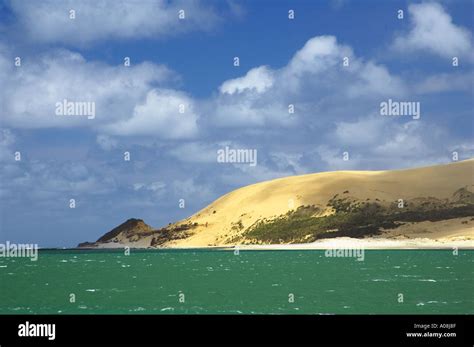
[0,0,473,247]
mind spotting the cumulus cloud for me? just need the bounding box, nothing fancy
[286,36,351,77]
[0,153,117,205]
[210,35,405,128]
[169,142,220,163]
[130,178,214,205]
[210,94,295,128]
[103,89,199,138]
[7,0,221,45]
[392,2,474,60]
[373,122,430,157]
[318,117,452,171]
[283,36,405,97]
[0,48,172,129]
[334,115,387,146]
[133,181,166,193]
[171,178,214,201]
[0,35,407,140]
[414,72,474,94]
[0,129,16,162]
[345,61,406,98]
[219,66,275,94]
[0,47,200,139]
[96,134,118,151]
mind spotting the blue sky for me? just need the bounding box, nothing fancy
[0,0,473,247]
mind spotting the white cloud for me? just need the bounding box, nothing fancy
[0,35,406,139]
[103,89,199,138]
[219,66,274,94]
[346,61,406,98]
[372,122,431,156]
[172,178,213,201]
[0,129,16,162]
[315,145,362,170]
[132,178,213,203]
[0,156,117,204]
[96,134,118,151]
[0,48,172,129]
[392,2,473,60]
[211,95,295,127]
[133,181,166,192]
[334,115,386,146]
[319,117,451,170]
[0,48,200,139]
[283,36,404,96]
[286,36,351,77]
[210,35,405,128]
[414,72,474,94]
[169,142,219,163]
[268,152,305,174]
[8,0,221,45]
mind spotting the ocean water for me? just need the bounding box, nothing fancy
[0,249,472,314]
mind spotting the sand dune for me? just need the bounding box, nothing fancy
[82,159,474,249]
[164,159,474,247]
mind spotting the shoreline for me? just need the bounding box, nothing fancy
[73,237,474,251]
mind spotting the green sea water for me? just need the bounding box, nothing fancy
[0,249,473,314]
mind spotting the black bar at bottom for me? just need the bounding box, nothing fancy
[0,314,472,345]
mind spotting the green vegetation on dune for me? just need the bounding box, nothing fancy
[243,188,474,244]
[243,204,387,244]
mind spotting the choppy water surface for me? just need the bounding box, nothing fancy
[0,249,472,314]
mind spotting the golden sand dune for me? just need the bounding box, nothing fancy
[82,159,474,249]
[164,159,474,247]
